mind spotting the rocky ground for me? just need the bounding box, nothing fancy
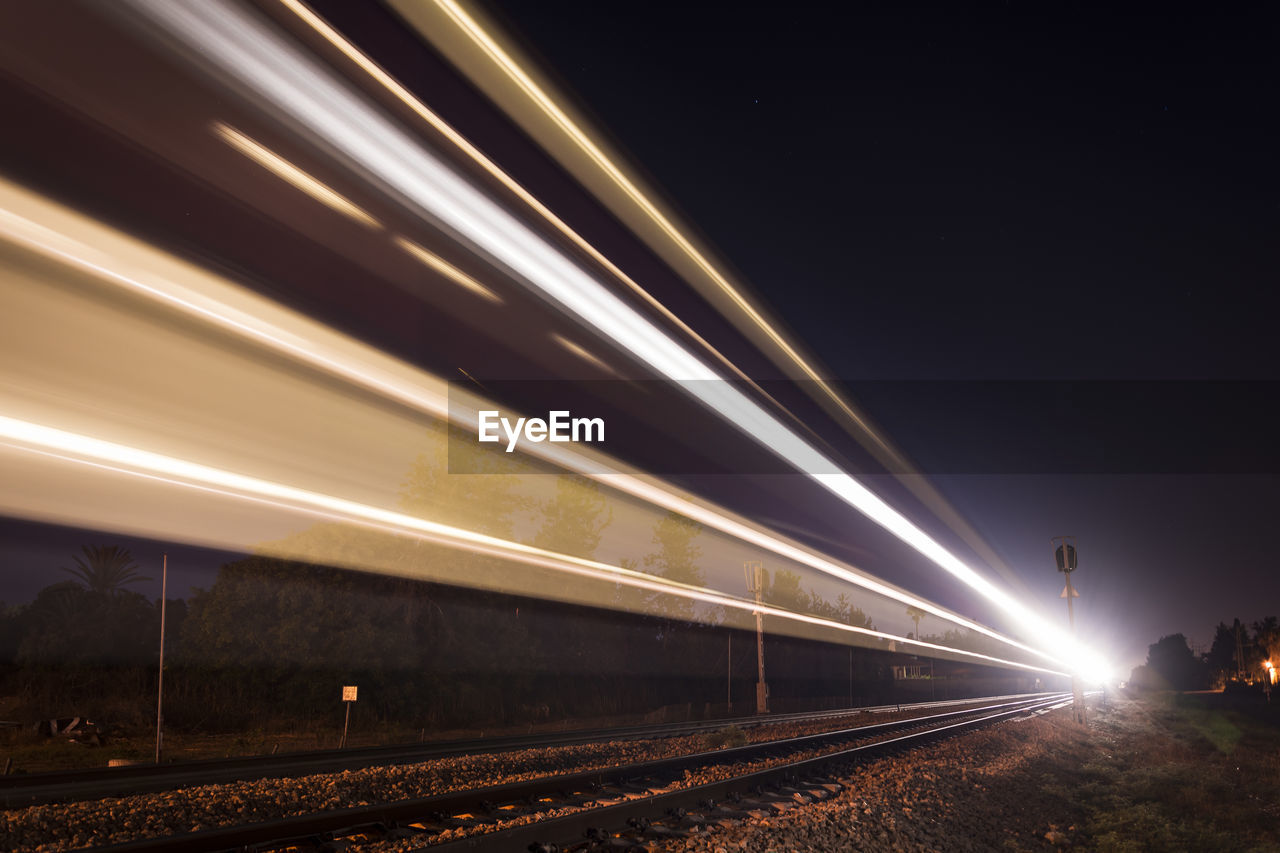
[0,702,972,851]
[661,691,1280,852]
[6,692,1276,852]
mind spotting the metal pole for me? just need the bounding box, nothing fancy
[1064,567,1085,724]
[754,601,766,713]
[1235,622,1245,681]
[848,647,853,708]
[340,701,351,748]
[155,553,167,764]
[726,631,731,713]
[1052,536,1085,725]
[754,577,767,714]
[744,562,768,714]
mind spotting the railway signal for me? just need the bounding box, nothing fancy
[1051,536,1086,724]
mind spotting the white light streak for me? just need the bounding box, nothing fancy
[117,0,1110,678]
[0,159,1056,673]
[0,415,1064,677]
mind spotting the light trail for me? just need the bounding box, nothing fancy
[274,0,804,423]
[0,414,1066,678]
[389,0,872,430]
[0,175,1054,669]
[123,0,1112,679]
[380,0,1038,604]
[215,122,381,228]
[550,333,617,376]
[393,235,502,303]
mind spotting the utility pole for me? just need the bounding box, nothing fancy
[155,553,168,764]
[1235,621,1246,681]
[848,647,853,708]
[744,561,768,714]
[1051,536,1085,724]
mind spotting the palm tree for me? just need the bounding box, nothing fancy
[62,545,150,594]
[905,606,926,640]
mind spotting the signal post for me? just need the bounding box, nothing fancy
[1052,536,1086,724]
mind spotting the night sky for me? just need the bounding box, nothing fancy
[478,0,1280,671]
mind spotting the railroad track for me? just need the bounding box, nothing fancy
[0,691,1053,808]
[81,693,1072,853]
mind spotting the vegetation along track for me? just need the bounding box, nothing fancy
[75,693,1070,852]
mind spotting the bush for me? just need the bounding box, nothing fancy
[703,724,747,749]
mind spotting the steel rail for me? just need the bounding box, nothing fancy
[441,693,1076,853]
[1,691,1055,807]
[77,693,1070,852]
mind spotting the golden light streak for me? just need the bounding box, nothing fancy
[550,332,616,375]
[146,0,1107,679]
[214,121,381,229]
[393,235,502,302]
[403,0,830,384]
[374,0,1048,623]
[0,177,449,422]
[275,0,795,411]
[0,416,1065,678]
[0,175,1057,669]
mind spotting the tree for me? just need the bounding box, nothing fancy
[826,592,875,631]
[763,569,806,612]
[399,421,528,539]
[1141,633,1207,691]
[1253,617,1279,674]
[17,581,157,667]
[530,475,613,559]
[1206,620,1245,683]
[642,512,705,622]
[62,545,150,594]
[905,606,927,640]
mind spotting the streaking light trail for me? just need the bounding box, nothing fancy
[274,0,777,400]
[122,0,1110,679]
[215,122,380,228]
[0,414,1065,679]
[0,175,1050,669]
[378,0,1035,605]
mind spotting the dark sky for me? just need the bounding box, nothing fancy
[477,0,1280,670]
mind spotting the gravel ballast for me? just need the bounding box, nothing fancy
[0,703,983,851]
[661,692,1280,852]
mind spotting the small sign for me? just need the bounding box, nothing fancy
[342,685,358,702]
